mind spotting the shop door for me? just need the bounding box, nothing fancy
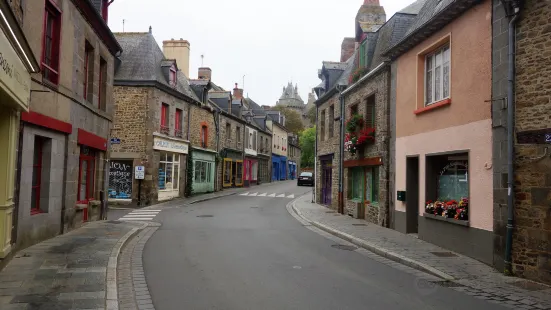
[78,149,96,201]
[406,157,419,234]
[235,160,243,187]
[273,162,279,181]
[321,161,332,205]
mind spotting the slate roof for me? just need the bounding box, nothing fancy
[385,0,482,57]
[114,32,200,102]
[398,0,428,14]
[336,51,357,86]
[370,13,417,68]
[246,97,266,116]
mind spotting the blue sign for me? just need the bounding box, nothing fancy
[111,138,121,144]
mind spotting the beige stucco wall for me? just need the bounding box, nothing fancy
[395,0,492,138]
[271,124,287,157]
[395,119,493,231]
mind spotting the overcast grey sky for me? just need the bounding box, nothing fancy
[108,0,412,106]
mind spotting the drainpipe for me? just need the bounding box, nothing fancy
[214,109,220,191]
[504,3,520,275]
[314,104,318,203]
[337,85,346,214]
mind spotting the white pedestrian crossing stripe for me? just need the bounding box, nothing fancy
[237,193,295,199]
[119,209,161,221]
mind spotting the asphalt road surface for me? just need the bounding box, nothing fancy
[143,181,506,310]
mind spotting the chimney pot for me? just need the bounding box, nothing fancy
[198,67,212,80]
[163,39,191,77]
[233,83,243,99]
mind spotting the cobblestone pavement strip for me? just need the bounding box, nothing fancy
[117,223,160,310]
[0,220,145,310]
[290,193,551,310]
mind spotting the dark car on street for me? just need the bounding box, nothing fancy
[297,172,314,186]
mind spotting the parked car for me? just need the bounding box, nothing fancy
[297,172,314,186]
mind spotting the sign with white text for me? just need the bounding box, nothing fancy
[135,166,145,180]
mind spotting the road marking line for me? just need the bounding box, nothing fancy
[129,212,160,215]
[276,194,285,198]
[286,194,295,199]
[249,193,258,196]
[135,209,161,212]
[258,193,267,197]
[119,218,154,221]
[240,192,249,196]
[121,216,157,219]
[268,193,276,197]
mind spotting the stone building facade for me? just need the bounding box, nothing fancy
[188,104,217,194]
[112,31,198,204]
[12,0,120,250]
[492,0,551,284]
[287,135,301,180]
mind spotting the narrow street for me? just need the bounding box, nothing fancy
[137,181,506,310]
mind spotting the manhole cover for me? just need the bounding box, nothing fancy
[331,244,357,251]
[352,224,366,226]
[251,207,259,209]
[431,281,464,288]
[326,211,336,214]
[430,252,458,257]
[508,280,549,291]
[107,220,121,224]
[197,215,214,218]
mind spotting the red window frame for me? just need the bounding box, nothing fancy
[161,103,169,134]
[99,57,107,110]
[84,41,93,102]
[31,138,44,215]
[175,108,182,136]
[78,150,96,201]
[170,68,177,87]
[42,0,62,85]
[201,125,208,148]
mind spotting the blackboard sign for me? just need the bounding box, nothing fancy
[108,160,133,199]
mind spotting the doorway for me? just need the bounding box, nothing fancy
[406,156,419,234]
[321,160,332,206]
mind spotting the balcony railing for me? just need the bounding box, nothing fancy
[160,125,170,135]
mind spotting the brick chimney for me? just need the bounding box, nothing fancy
[198,67,212,80]
[341,38,355,62]
[233,83,243,99]
[163,38,190,77]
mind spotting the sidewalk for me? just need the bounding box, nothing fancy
[0,221,144,310]
[292,194,551,310]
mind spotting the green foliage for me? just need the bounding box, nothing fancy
[272,106,305,135]
[185,151,194,197]
[307,106,316,125]
[300,126,316,168]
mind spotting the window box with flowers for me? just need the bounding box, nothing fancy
[424,198,469,226]
[344,114,375,156]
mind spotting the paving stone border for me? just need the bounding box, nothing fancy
[117,223,160,310]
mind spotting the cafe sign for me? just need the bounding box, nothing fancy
[153,136,189,154]
[0,29,30,111]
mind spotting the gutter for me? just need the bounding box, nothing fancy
[314,104,318,203]
[337,85,346,214]
[504,3,520,275]
[342,62,388,96]
[114,80,202,106]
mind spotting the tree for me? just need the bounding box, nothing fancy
[300,126,316,168]
[272,106,304,135]
[307,106,316,125]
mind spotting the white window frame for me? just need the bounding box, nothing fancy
[194,160,213,184]
[424,44,450,106]
[159,152,180,191]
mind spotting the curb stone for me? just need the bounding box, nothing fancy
[106,222,148,310]
[290,196,455,281]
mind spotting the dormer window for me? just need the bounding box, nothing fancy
[169,66,177,87]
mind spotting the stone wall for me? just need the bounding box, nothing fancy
[189,105,216,151]
[316,94,340,210]
[111,87,148,154]
[342,69,390,226]
[7,0,23,24]
[511,0,551,284]
[217,114,245,190]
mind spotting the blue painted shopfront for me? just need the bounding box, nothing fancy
[272,154,287,181]
[288,161,297,180]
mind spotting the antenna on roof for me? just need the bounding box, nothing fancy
[122,19,125,32]
[201,54,204,67]
[243,75,246,92]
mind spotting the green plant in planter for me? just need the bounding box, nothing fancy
[349,67,369,84]
[346,114,364,133]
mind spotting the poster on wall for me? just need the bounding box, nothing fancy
[108,160,133,199]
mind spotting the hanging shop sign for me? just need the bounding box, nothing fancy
[153,136,188,154]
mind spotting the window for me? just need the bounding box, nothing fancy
[365,95,375,127]
[425,45,450,105]
[347,166,379,204]
[350,104,358,115]
[78,147,96,201]
[253,131,257,151]
[236,126,241,146]
[223,159,232,187]
[201,125,208,148]
[260,136,263,153]
[169,67,177,87]
[252,162,258,181]
[359,39,367,68]
[158,152,180,191]
[348,168,363,200]
[235,160,243,186]
[84,41,94,103]
[226,123,231,141]
[42,1,61,84]
[194,160,213,184]
[329,105,335,138]
[320,110,326,141]
[249,132,253,149]
[175,109,183,137]
[365,166,379,204]
[99,57,107,111]
[160,103,169,134]
[31,137,45,215]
